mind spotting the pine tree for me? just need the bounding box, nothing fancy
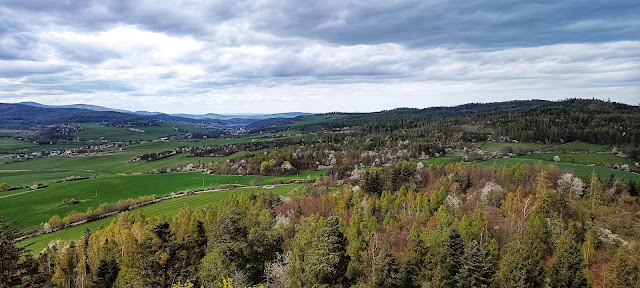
[460,240,494,288]
[442,228,464,288]
[548,233,588,288]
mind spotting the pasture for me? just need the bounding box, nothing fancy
[422,156,452,164]
[71,122,205,142]
[0,171,323,230]
[480,141,551,154]
[518,153,634,166]
[544,141,611,153]
[19,184,303,255]
[479,158,639,182]
[0,129,33,138]
[0,135,289,188]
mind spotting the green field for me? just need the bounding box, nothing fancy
[0,171,324,230]
[19,185,303,255]
[519,153,634,166]
[71,122,205,142]
[480,142,552,154]
[0,139,84,154]
[479,158,639,182]
[544,141,610,153]
[0,136,282,188]
[0,129,33,138]
[422,156,452,164]
[0,139,38,153]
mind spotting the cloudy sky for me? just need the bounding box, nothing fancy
[1,0,639,113]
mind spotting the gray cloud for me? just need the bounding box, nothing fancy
[0,0,638,113]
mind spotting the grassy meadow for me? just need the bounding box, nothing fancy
[480,141,552,154]
[0,135,284,188]
[479,158,639,182]
[72,122,206,142]
[518,153,634,166]
[0,171,324,230]
[544,141,611,153]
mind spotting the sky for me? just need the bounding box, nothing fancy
[0,0,639,114]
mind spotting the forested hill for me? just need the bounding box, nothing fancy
[252,99,640,146]
[0,103,253,129]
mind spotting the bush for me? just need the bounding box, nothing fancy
[0,183,10,192]
[61,198,80,206]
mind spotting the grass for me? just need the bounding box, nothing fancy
[544,141,611,153]
[19,185,303,255]
[480,141,552,154]
[422,156,452,164]
[0,136,285,188]
[0,139,39,153]
[479,158,639,182]
[0,171,324,230]
[0,129,33,138]
[72,122,205,142]
[518,153,634,166]
[0,139,85,154]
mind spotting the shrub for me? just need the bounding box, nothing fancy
[0,183,10,192]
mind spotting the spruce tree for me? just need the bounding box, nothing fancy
[397,259,421,288]
[0,217,34,287]
[549,233,588,288]
[93,259,120,288]
[460,240,494,288]
[497,237,545,288]
[442,228,464,288]
[608,249,640,288]
[373,249,400,288]
[305,216,350,286]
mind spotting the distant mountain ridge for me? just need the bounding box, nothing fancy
[0,103,251,130]
[20,102,131,114]
[171,112,311,120]
[19,102,311,120]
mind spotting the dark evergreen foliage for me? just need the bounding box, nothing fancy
[93,259,120,288]
[442,228,464,288]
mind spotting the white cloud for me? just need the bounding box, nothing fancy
[0,0,639,113]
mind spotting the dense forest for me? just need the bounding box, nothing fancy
[251,99,640,147]
[3,162,640,287]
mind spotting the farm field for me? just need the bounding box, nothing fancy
[518,153,634,166]
[544,141,611,153]
[0,129,33,138]
[0,139,38,153]
[0,139,83,154]
[479,158,639,182]
[0,151,244,188]
[71,122,205,142]
[480,141,552,154]
[19,184,303,255]
[0,171,324,230]
[0,134,299,187]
